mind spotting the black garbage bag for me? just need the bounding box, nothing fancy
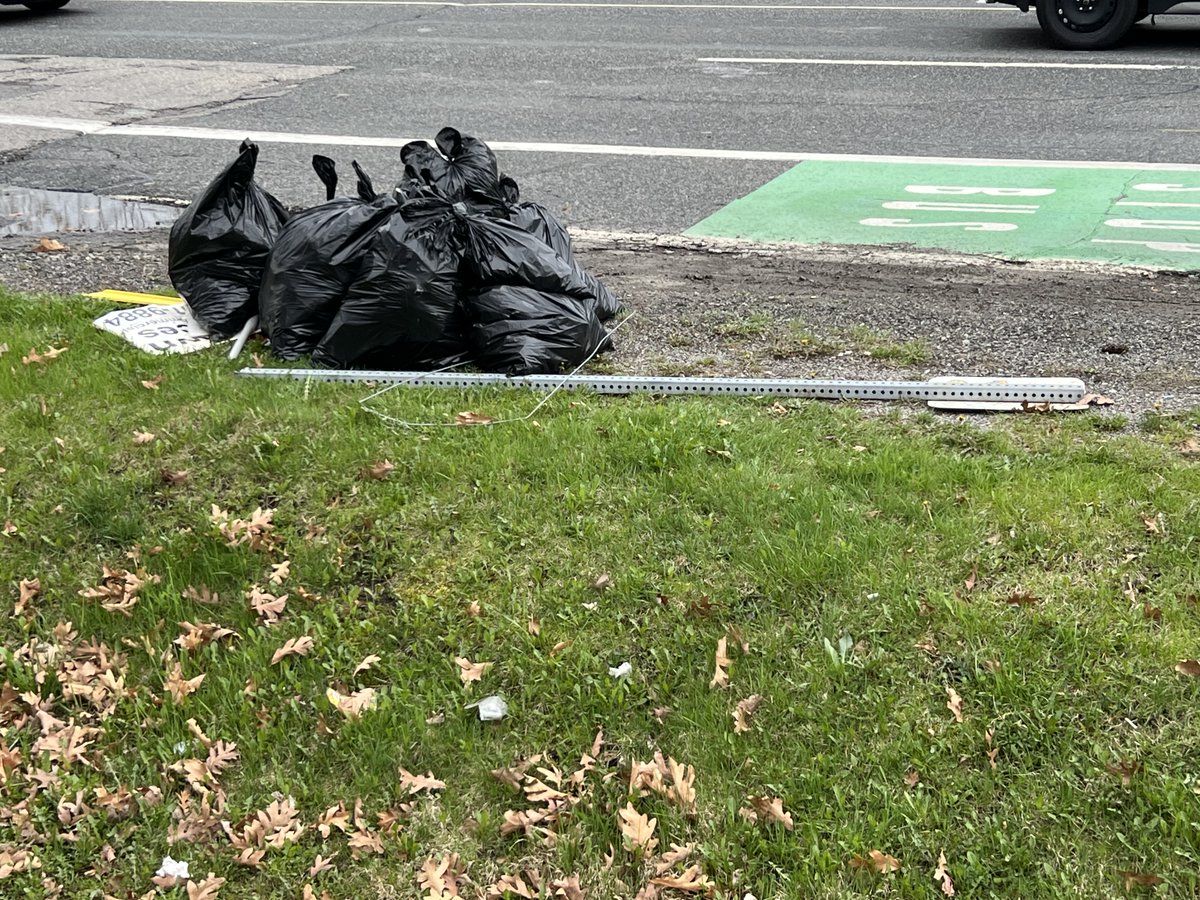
[400,128,499,201]
[258,198,396,360]
[352,160,379,203]
[312,199,470,370]
[168,140,288,337]
[462,214,596,300]
[469,285,611,376]
[497,176,621,321]
[460,210,612,374]
[312,154,339,201]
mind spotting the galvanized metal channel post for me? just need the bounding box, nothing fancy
[237,368,1087,404]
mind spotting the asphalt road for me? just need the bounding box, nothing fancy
[3,0,1200,232]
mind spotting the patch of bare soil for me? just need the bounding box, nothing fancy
[3,230,1197,418]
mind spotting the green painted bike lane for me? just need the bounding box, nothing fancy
[687,160,1200,270]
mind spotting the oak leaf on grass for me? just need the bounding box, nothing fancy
[270,635,314,665]
[709,636,730,689]
[733,694,763,733]
[945,686,964,723]
[417,853,465,898]
[743,795,794,831]
[618,802,659,854]
[186,873,226,899]
[850,850,901,874]
[399,767,446,795]
[165,663,205,704]
[455,656,492,685]
[933,850,955,896]
[650,864,715,894]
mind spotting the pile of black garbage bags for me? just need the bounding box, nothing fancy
[167,130,620,375]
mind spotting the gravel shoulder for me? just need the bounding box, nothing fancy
[3,229,1198,419]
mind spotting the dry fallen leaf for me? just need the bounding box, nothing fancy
[165,663,206,704]
[1180,437,1200,455]
[455,656,492,685]
[465,600,482,618]
[1119,871,1165,890]
[650,864,716,894]
[248,586,287,624]
[399,767,447,795]
[186,873,226,899]
[964,564,978,592]
[161,468,190,485]
[1174,660,1200,677]
[985,728,999,770]
[1105,760,1140,787]
[945,687,964,723]
[709,636,730,689]
[1006,590,1039,607]
[141,375,165,390]
[132,431,156,446]
[745,795,794,831]
[360,459,395,480]
[850,850,901,874]
[16,578,40,616]
[933,850,955,896]
[733,694,763,734]
[653,842,696,875]
[485,872,541,899]
[455,411,495,427]
[549,875,584,900]
[592,573,613,592]
[904,770,920,788]
[527,618,541,635]
[32,237,67,253]
[347,829,384,858]
[326,686,377,719]
[175,620,237,652]
[550,640,571,655]
[269,559,290,585]
[309,853,336,876]
[618,803,659,854]
[418,853,465,898]
[22,345,67,365]
[353,654,381,677]
[234,847,266,868]
[271,635,315,665]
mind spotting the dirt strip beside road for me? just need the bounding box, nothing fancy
[3,230,1198,418]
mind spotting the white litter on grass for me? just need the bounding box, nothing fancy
[93,303,214,355]
[173,741,188,754]
[155,856,189,880]
[608,662,632,679]
[466,695,508,721]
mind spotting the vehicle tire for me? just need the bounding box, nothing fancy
[21,0,71,9]
[1035,0,1137,49]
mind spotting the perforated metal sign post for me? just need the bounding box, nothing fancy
[237,369,1086,405]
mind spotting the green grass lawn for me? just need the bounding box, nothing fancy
[2,289,1199,899]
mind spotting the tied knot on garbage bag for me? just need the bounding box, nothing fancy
[167,140,288,338]
[168,130,622,375]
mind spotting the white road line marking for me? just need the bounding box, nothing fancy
[698,56,1200,71]
[93,0,1009,9]
[6,113,1200,172]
